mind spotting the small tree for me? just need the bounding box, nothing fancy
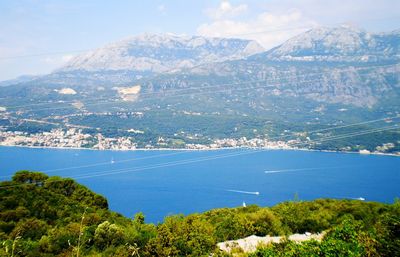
[134,213,145,225]
[94,221,124,249]
[12,171,48,186]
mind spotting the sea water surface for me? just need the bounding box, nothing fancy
[0,146,399,223]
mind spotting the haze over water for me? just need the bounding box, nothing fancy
[1,146,399,223]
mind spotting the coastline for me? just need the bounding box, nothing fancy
[0,143,398,157]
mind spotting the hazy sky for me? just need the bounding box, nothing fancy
[0,0,399,81]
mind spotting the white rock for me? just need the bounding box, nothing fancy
[57,88,77,95]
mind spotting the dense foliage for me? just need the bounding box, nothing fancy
[0,171,399,256]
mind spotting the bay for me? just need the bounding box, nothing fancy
[0,146,399,223]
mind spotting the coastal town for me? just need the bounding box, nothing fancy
[0,128,399,156]
[0,128,295,150]
[0,129,137,150]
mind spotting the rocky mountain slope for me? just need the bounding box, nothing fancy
[55,33,264,80]
[0,26,399,152]
[252,25,400,62]
[21,34,263,86]
[19,26,399,107]
[140,26,399,107]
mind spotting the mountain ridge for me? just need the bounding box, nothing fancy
[58,33,265,75]
[252,25,400,62]
[0,26,399,153]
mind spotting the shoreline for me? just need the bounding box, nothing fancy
[0,143,398,157]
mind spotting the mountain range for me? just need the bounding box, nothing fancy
[0,25,399,152]
[257,26,399,62]
[2,26,399,98]
[60,33,265,73]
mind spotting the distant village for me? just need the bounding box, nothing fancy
[0,128,295,151]
[0,128,398,156]
[0,129,136,150]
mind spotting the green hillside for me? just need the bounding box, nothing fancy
[0,171,399,256]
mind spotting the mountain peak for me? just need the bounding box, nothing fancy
[58,33,264,74]
[122,32,190,44]
[255,26,399,62]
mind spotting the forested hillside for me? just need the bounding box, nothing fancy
[0,171,399,256]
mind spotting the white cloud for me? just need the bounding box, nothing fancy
[61,54,74,62]
[157,4,166,14]
[42,54,75,65]
[205,0,248,20]
[197,9,318,50]
[43,57,56,64]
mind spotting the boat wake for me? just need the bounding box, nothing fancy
[349,197,365,201]
[265,167,322,174]
[264,165,357,174]
[227,189,260,195]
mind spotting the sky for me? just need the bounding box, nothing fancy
[0,0,399,81]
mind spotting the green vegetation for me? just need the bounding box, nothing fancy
[1,171,399,256]
[1,81,399,153]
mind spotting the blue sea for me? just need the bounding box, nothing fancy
[0,146,399,223]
